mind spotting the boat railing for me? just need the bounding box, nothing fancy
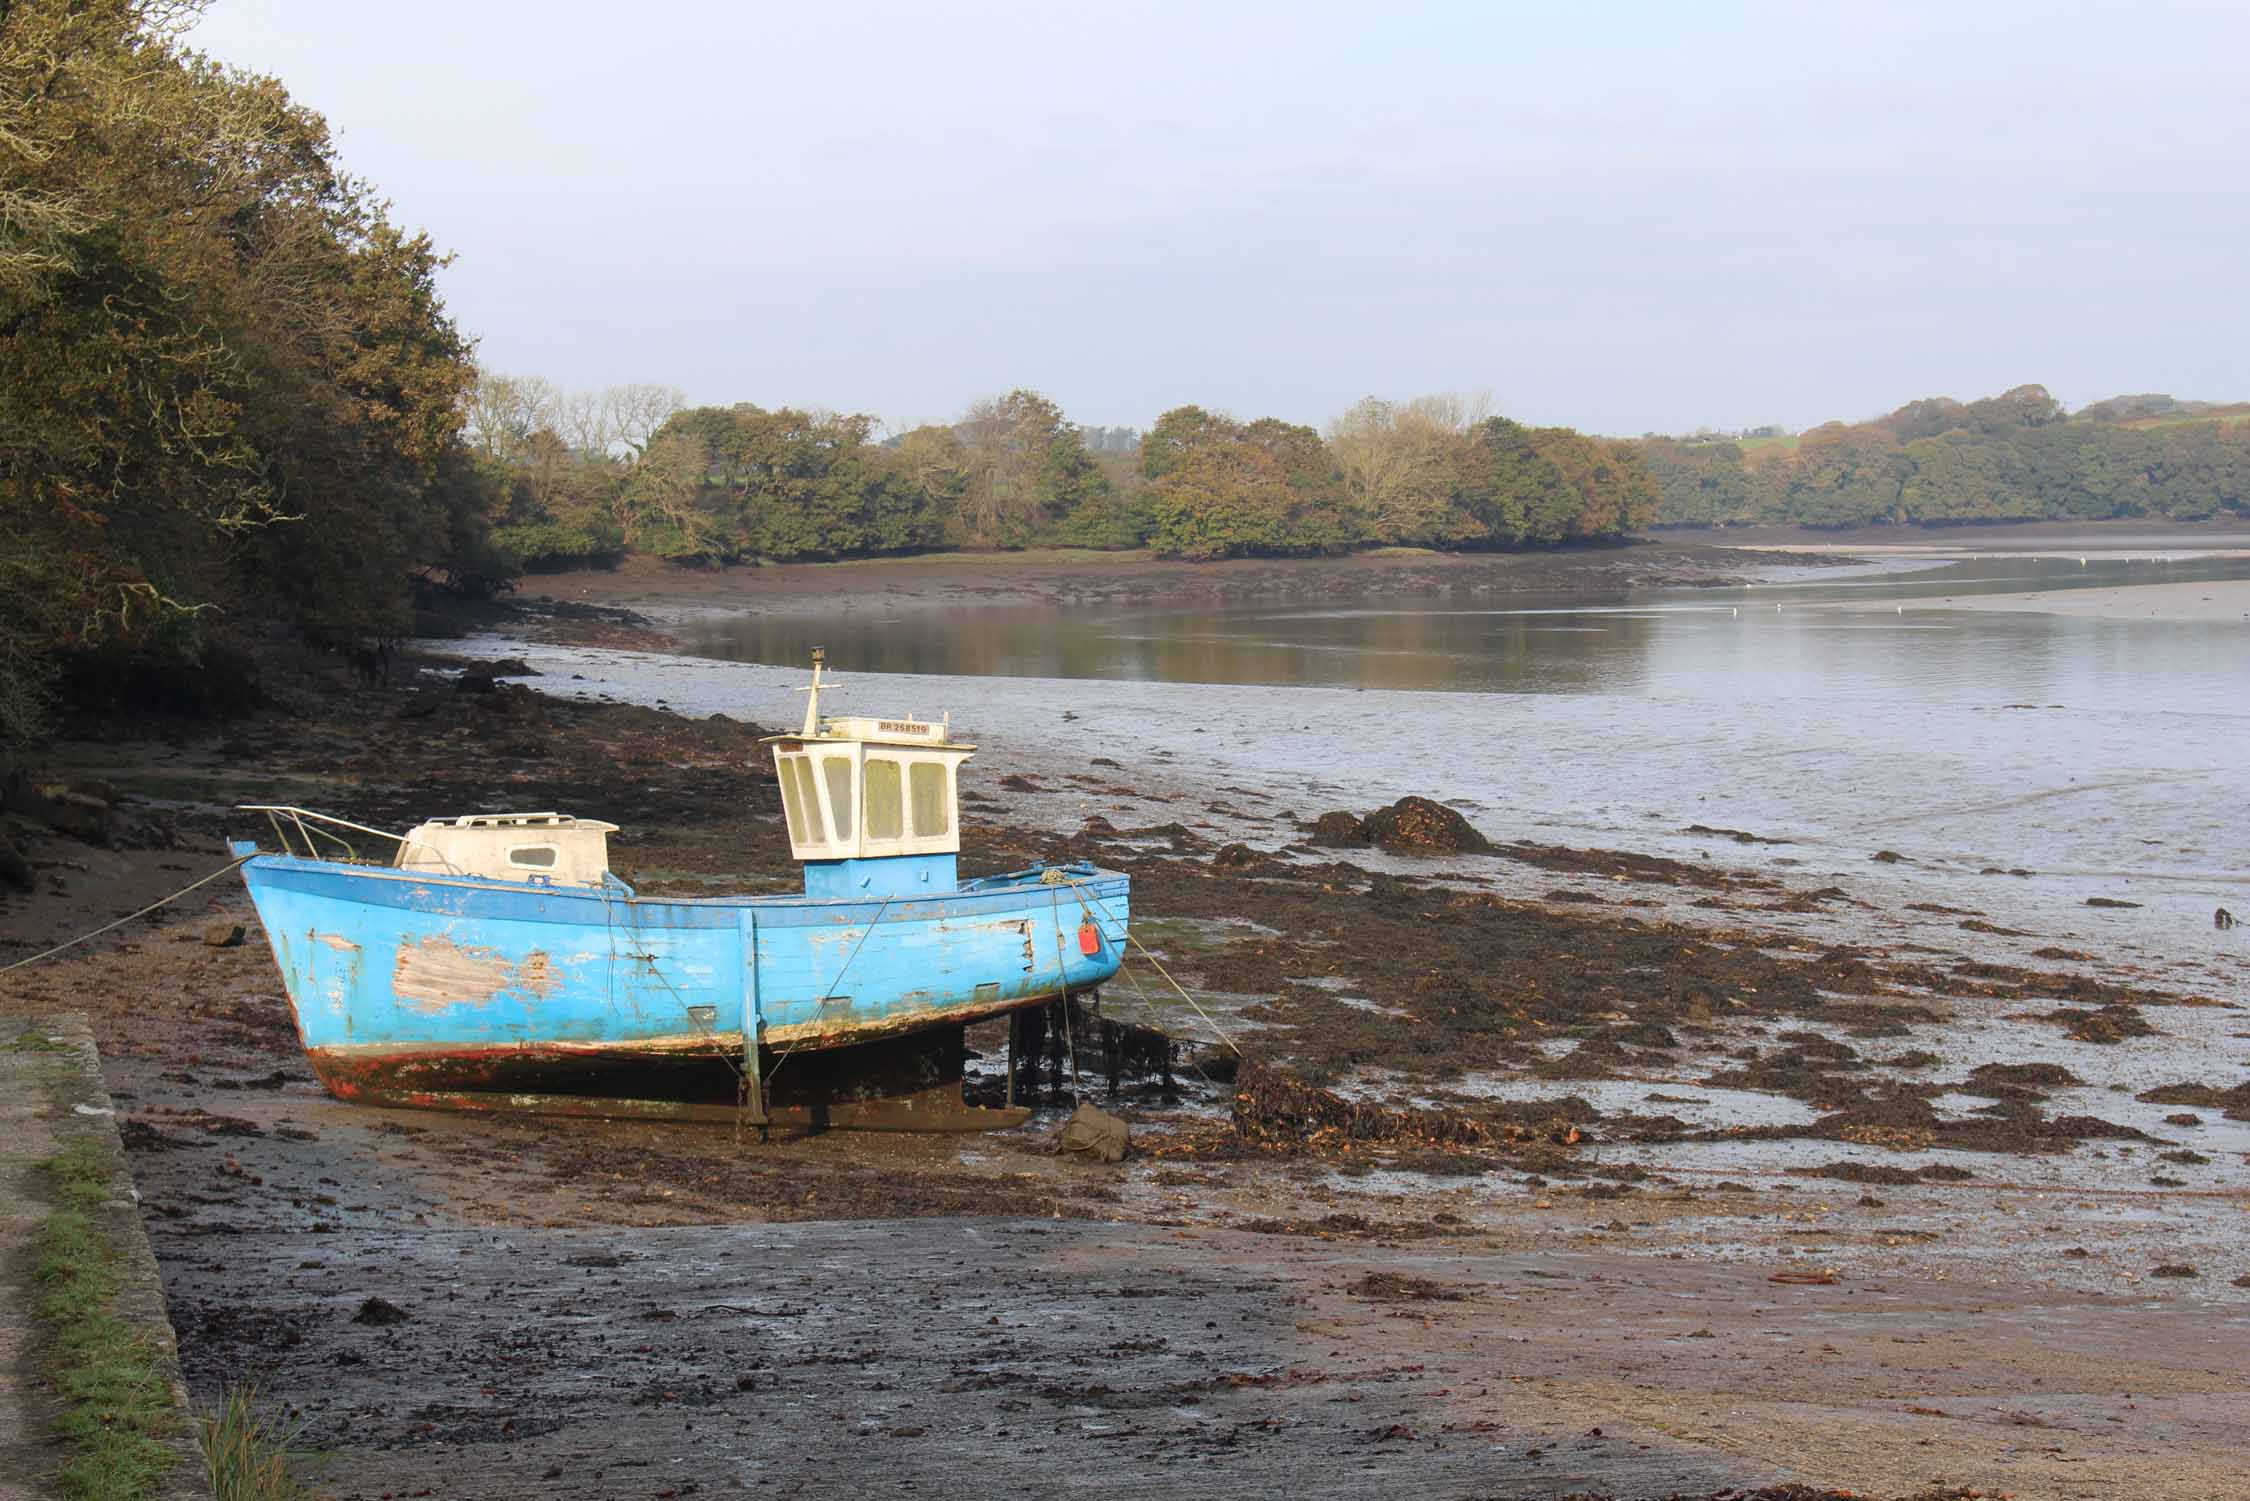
[237,805,449,870]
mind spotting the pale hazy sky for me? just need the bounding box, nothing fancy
[188,1,2248,436]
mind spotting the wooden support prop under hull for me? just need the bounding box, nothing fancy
[349,1082,1031,1133]
[312,1023,1030,1133]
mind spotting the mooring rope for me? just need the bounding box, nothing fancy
[1057,873,1242,1055]
[0,855,254,977]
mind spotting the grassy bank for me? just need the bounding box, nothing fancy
[34,1138,178,1500]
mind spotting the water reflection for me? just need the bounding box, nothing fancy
[675,552,2250,713]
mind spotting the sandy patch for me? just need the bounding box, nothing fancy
[1825,577,2250,623]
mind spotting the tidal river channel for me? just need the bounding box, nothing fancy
[466,544,2250,994]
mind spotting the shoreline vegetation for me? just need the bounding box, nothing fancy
[6,13,2245,753]
[499,518,2250,613]
[34,1135,179,1499]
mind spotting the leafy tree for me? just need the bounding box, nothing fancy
[1636,384,2249,530]
[951,389,1108,547]
[1141,405,1237,481]
[1872,397,1970,443]
[1771,423,1907,526]
[1325,395,1482,545]
[1638,437,1753,525]
[1963,384,2065,434]
[1453,419,1643,543]
[1148,443,1299,559]
[1,0,502,740]
[888,423,973,531]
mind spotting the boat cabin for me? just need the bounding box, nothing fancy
[762,654,973,898]
[395,812,620,888]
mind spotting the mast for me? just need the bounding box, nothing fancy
[797,646,831,736]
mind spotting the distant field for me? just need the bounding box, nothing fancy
[1692,411,2247,450]
[2117,409,2250,430]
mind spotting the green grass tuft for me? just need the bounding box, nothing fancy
[200,1383,318,1501]
[35,1139,179,1500]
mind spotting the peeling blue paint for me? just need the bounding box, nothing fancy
[241,856,1129,1066]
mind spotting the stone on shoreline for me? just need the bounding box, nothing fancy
[1361,797,1490,855]
[1307,811,1369,848]
[0,829,31,891]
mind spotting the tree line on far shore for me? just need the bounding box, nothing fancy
[467,381,1659,569]
[7,6,2246,755]
[1,3,1652,747]
[1639,387,2250,528]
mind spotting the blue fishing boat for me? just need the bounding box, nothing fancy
[231,652,1130,1130]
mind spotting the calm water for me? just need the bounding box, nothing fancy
[462,544,2250,990]
[675,552,2250,713]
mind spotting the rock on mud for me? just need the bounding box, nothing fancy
[1360,797,1489,854]
[3,778,116,845]
[0,829,31,891]
[1055,1102,1129,1163]
[1308,811,1370,848]
[351,1296,410,1326]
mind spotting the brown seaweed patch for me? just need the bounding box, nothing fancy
[2137,1081,2250,1121]
[2059,1006,2159,1044]
[1231,1060,1515,1150]
[1347,1271,1468,1302]
[1967,1062,2083,1090]
[1809,1161,1975,1186]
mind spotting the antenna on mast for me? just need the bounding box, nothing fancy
[797,646,833,736]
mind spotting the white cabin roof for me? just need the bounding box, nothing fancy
[412,812,620,833]
[396,813,617,887]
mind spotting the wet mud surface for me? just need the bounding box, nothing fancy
[3,650,2246,1497]
[158,1214,2250,1500]
[509,539,1840,621]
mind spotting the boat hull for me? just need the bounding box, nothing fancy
[239,854,1128,1117]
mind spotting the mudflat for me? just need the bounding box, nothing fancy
[508,538,1841,623]
[2,620,2244,1498]
[1829,576,2250,624]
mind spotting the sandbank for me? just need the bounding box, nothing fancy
[1830,576,2250,623]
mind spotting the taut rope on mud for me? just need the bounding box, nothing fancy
[1054,872,1242,1057]
[0,855,254,977]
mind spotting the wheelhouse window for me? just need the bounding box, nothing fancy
[910,761,950,836]
[768,738,968,861]
[821,756,854,840]
[864,757,903,840]
[780,755,820,844]
[508,845,557,868]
